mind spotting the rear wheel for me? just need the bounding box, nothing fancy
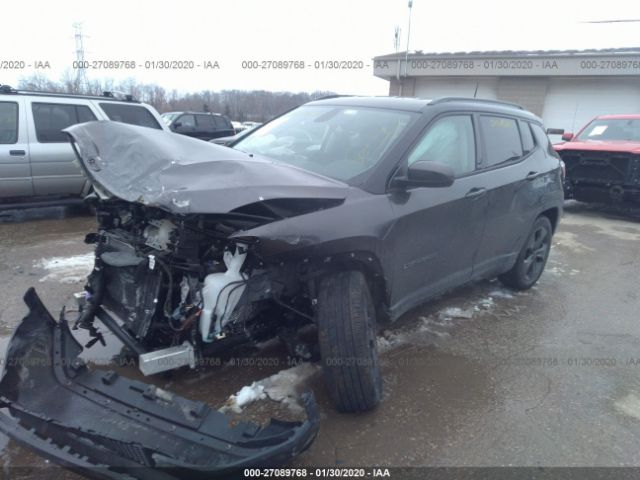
[499,216,553,290]
[316,270,382,412]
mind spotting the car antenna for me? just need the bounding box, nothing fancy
[473,83,479,98]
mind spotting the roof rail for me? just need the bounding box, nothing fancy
[430,97,524,110]
[0,86,139,103]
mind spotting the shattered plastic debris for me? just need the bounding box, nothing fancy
[35,253,94,284]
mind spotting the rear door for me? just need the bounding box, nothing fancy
[27,99,99,196]
[387,113,489,314]
[0,98,32,198]
[173,114,197,138]
[472,115,542,279]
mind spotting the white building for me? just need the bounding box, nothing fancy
[373,48,640,137]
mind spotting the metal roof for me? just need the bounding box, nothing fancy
[374,47,640,61]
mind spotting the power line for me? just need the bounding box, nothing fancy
[582,19,640,23]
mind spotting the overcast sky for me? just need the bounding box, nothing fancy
[2,0,639,95]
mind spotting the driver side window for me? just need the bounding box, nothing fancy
[407,115,476,176]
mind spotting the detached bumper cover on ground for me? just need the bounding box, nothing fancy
[0,288,319,479]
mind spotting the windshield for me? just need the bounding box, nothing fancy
[576,118,640,142]
[233,105,414,182]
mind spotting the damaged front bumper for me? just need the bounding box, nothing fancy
[0,288,319,479]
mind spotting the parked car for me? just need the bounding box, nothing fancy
[0,96,563,476]
[0,85,167,208]
[161,111,235,141]
[231,120,246,133]
[553,114,640,203]
[241,121,262,129]
[208,125,257,146]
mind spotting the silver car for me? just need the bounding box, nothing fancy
[0,85,168,206]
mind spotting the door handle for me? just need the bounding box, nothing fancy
[465,187,486,199]
[526,171,541,181]
[9,150,26,156]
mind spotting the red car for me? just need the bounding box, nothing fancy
[553,114,640,203]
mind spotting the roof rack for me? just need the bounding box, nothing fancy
[0,86,139,103]
[430,97,524,110]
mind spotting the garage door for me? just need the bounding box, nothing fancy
[413,77,498,100]
[542,78,640,141]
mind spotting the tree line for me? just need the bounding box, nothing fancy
[16,73,336,122]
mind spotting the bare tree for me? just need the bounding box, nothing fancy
[13,74,335,122]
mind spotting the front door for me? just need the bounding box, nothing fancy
[386,114,488,316]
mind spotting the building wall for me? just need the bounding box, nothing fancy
[497,77,548,116]
[409,77,499,100]
[397,74,640,141]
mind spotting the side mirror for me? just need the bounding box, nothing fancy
[546,128,565,135]
[392,161,455,189]
[173,121,182,129]
[561,132,574,141]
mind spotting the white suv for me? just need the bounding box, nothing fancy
[0,84,168,207]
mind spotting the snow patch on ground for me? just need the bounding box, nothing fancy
[221,363,319,413]
[489,289,514,299]
[615,393,640,421]
[35,253,94,284]
[553,231,594,254]
[378,293,511,352]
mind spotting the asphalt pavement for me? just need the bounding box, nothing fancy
[0,201,639,477]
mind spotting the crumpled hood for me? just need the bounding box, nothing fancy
[65,121,348,214]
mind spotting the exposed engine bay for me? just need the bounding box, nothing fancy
[77,200,317,375]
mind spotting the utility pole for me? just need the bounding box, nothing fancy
[394,26,401,81]
[73,22,88,94]
[404,0,413,78]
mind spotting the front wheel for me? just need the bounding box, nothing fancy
[316,270,382,412]
[499,216,553,290]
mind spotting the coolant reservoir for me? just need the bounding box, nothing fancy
[200,244,247,342]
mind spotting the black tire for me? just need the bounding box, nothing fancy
[317,270,382,412]
[499,216,553,290]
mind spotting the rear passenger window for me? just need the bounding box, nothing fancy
[32,103,97,143]
[519,121,535,154]
[0,102,18,144]
[480,116,523,167]
[99,103,161,129]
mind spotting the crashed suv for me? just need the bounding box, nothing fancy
[0,97,564,477]
[554,114,640,203]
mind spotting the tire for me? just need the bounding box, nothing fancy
[317,270,382,412]
[499,216,553,290]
